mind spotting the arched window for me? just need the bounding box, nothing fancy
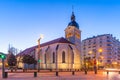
[44,54,46,64]
[53,52,55,63]
[62,51,65,63]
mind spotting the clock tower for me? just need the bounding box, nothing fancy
[65,12,81,48]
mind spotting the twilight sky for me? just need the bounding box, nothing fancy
[0,0,120,53]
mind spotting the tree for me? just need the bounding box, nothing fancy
[7,53,17,72]
[22,54,37,69]
[7,53,17,66]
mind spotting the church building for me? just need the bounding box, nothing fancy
[17,12,82,70]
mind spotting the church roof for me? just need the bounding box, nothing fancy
[68,21,79,29]
[17,37,73,56]
[40,37,73,47]
[68,12,79,29]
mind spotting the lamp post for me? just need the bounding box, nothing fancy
[92,49,97,74]
[88,51,92,70]
[0,52,6,78]
[92,48,103,74]
[98,48,103,69]
[37,34,44,72]
[100,56,104,68]
[84,55,87,74]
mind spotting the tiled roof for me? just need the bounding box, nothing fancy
[16,37,73,57]
[40,37,73,47]
[16,46,37,57]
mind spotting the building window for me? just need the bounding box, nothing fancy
[107,44,111,46]
[83,47,86,50]
[107,36,110,39]
[88,46,91,48]
[62,51,65,63]
[100,41,102,43]
[53,52,55,63]
[100,45,102,47]
[84,41,86,44]
[93,42,96,44]
[88,43,91,45]
[107,40,111,42]
[100,38,102,40]
[89,40,91,42]
[93,46,96,47]
[107,60,111,62]
[100,52,102,55]
[44,54,46,64]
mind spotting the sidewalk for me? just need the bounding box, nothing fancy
[0,70,120,80]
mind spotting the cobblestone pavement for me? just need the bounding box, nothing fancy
[0,69,120,80]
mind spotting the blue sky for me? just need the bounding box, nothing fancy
[0,0,120,53]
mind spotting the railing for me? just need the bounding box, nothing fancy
[104,68,120,75]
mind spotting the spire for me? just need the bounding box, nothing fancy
[68,6,79,29]
[71,6,75,21]
[71,12,75,21]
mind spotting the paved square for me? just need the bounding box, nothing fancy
[0,69,120,80]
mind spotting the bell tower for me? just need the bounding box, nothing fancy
[65,12,81,48]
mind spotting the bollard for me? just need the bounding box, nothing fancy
[72,71,75,75]
[34,72,37,77]
[85,70,87,74]
[95,70,97,74]
[4,72,8,78]
[23,69,25,72]
[56,71,58,76]
[107,71,109,75]
[38,69,40,72]
[11,69,13,72]
[50,69,52,72]
[94,66,97,74]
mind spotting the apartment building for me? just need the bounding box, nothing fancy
[81,34,120,68]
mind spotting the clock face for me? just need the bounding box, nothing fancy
[66,33,72,38]
[65,27,81,39]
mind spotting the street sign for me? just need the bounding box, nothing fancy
[0,52,6,78]
[0,53,6,59]
[38,59,41,63]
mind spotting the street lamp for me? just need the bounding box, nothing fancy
[93,48,103,74]
[37,34,44,72]
[84,55,87,74]
[98,48,103,69]
[88,51,93,70]
[98,48,103,53]
[83,50,93,74]
[100,56,104,68]
[92,49,97,74]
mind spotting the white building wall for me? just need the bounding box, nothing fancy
[35,43,81,70]
[82,34,120,68]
